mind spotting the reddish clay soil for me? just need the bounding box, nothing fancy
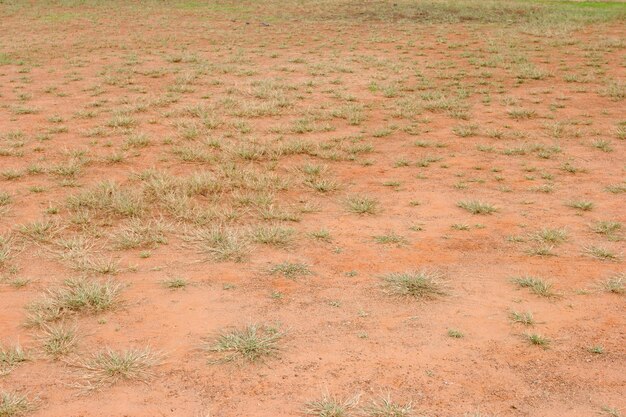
[0,4,625,417]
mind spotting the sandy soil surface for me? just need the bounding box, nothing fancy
[0,3,624,416]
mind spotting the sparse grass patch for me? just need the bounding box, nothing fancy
[584,245,620,261]
[592,221,622,238]
[566,200,593,211]
[531,228,567,244]
[599,274,624,294]
[111,218,168,249]
[373,232,407,246]
[309,229,332,242]
[304,392,359,417]
[269,261,311,279]
[38,323,78,358]
[345,195,379,215]
[74,347,160,390]
[511,276,556,297]
[0,344,27,376]
[26,278,123,326]
[509,311,535,326]
[184,226,250,262]
[457,200,497,215]
[206,324,283,364]
[0,391,32,416]
[361,395,413,417]
[447,329,464,339]
[452,124,478,137]
[162,278,188,289]
[525,244,557,257]
[250,225,295,247]
[383,270,446,300]
[525,333,550,348]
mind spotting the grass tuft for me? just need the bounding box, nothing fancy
[383,270,446,299]
[74,347,160,390]
[304,392,359,417]
[345,195,379,215]
[206,324,283,363]
[511,276,555,297]
[0,391,32,417]
[26,278,122,326]
[269,262,311,279]
[457,200,497,215]
[361,394,412,417]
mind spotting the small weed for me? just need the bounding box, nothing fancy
[447,329,464,338]
[525,333,550,348]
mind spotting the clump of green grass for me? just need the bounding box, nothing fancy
[162,278,187,289]
[592,221,622,237]
[269,262,311,279]
[304,392,359,417]
[345,195,379,214]
[599,274,624,295]
[38,323,78,358]
[206,324,283,363]
[67,181,144,218]
[0,391,32,416]
[250,225,295,247]
[309,229,332,242]
[605,183,626,194]
[447,329,464,339]
[0,344,27,376]
[383,270,446,300]
[511,276,556,297]
[565,200,593,211]
[525,333,550,348]
[74,347,161,390]
[111,218,168,249]
[0,191,11,207]
[588,345,604,355]
[305,178,339,193]
[525,244,557,257]
[452,124,478,137]
[373,232,407,246]
[17,219,61,242]
[509,311,535,326]
[532,228,567,244]
[0,235,12,266]
[584,246,620,261]
[457,200,497,215]
[26,278,123,326]
[361,394,413,417]
[184,226,250,262]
